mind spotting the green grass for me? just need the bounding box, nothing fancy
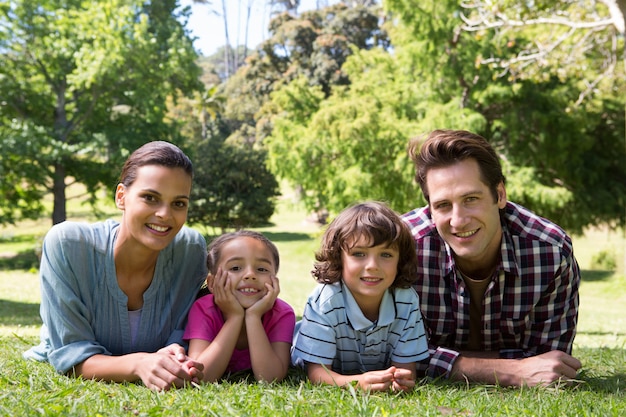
[1,195,625,415]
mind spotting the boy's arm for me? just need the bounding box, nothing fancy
[307,363,398,392]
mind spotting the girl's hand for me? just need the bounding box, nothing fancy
[210,267,244,319]
[246,275,280,318]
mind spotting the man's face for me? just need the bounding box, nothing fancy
[426,158,506,276]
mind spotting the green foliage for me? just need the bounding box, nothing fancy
[0,0,202,225]
[187,123,280,233]
[221,3,388,145]
[590,249,618,271]
[263,0,626,231]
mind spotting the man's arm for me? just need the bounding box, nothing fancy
[450,350,581,387]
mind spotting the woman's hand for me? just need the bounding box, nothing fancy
[134,344,204,391]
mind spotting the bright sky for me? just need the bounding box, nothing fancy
[179,0,339,56]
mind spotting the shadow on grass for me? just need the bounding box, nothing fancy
[579,372,626,394]
[0,299,41,327]
[580,269,614,282]
[0,249,40,271]
[258,232,314,242]
[205,231,314,243]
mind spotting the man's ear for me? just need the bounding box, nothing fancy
[496,182,507,209]
[115,184,126,210]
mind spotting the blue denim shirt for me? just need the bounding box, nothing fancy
[23,219,207,374]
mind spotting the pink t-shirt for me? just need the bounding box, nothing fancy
[183,295,296,374]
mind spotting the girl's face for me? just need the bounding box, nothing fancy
[341,234,399,310]
[214,236,276,309]
[115,165,192,253]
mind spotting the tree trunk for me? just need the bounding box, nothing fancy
[52,163,67,224]
[221,0,231,78]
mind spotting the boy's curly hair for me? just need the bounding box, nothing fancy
[312,201,417,289]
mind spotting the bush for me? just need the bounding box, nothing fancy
[590,249,617,271]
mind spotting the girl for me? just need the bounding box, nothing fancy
[184,230,295,383]
[291,201,429,392]
[24,141,207,391]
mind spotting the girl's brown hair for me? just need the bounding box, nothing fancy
[312,201,417,288]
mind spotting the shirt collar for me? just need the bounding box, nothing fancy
[341,282,395,330]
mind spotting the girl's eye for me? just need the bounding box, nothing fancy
[229,266,241,271]
[381,252,394,258]
[351,251,365,257]
[257,267,269,273]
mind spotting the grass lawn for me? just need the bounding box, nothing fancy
[0,196,625,416]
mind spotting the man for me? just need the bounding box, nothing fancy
[402,129,582,387]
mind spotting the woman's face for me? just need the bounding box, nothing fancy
[115,165,192,253]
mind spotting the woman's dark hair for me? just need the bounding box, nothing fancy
[206,230,280,275]
[408,129,505,203]
[312,201,417,289]
[118,141,193,187]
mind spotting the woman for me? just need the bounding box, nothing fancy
[24,141,207,391]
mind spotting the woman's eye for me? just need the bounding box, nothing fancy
[173,201,188,209]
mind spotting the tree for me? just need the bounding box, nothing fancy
[263,0,625,232]
[383,0,626,232]
[221,2,389,147]
[0,0,202,225]
[187,120,280,234]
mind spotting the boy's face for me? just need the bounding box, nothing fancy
[341,235,399,318]
[211,236,276,309]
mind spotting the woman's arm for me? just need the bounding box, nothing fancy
[73,344,203,391]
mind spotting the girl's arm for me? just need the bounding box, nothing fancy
[245,315,291,382]
[187,268,245,382]
[187,315,244,382]
[306,363,398,392]
[245,276,291,382]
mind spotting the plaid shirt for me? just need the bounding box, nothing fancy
[402,201,580,379]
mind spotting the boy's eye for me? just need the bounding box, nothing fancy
[351,251,365,257]
[381,252,394,258]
